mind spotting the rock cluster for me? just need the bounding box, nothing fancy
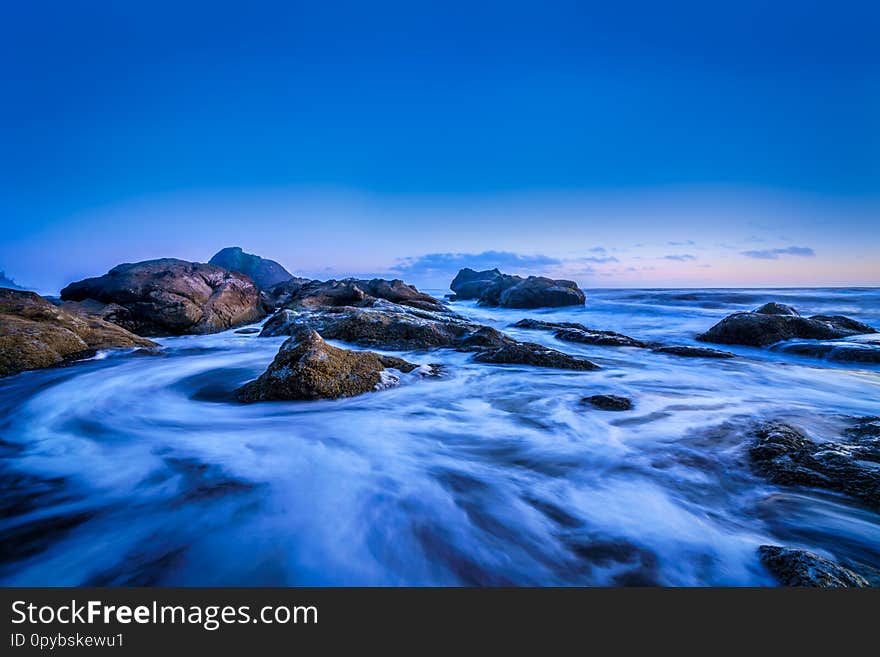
[450,268,586,308]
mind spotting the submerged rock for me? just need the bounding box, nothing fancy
[208,246,294,290]
[758,545,869,588]
[236,330,435,402]
[581,394,632,411]
[450,268,585,308]
[771,341,880,364]
[60,259,264,336]
[473,342,599,370]
[749,421,880,510]
[513,318,645,347]
[0,289,155,377]
[698,304,876,347]
[651,345,735,359]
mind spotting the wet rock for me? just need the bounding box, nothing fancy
[266,277,446,313]
[60,258,265,336]
[450,268,585,308]
[698,306,876,347]
[844,416,880,440]
[771,341,880,364]
[512,318,590,331]
[0,289,156,377]
[473,342,599,370]
[236,330,436,402]
[234,327,261,335]
[208,246,294,290]
[758,545,869,587]
[651,345,735,359]
[513,318,645,347]
[581,394,632,411]
[260,303,509,351]
[749,421,880,510]
[755,302,800,316]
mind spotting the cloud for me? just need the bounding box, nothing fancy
[588,246,608,254]
[577,255,619,264]
[392,250,561,279]
[667,240,695,246]
[663,254,697,262]
[740,246,816,260]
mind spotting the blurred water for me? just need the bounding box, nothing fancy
[1,288,878,585]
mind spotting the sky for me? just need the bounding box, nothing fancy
[1,0,878,293]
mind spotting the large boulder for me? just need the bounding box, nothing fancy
[759,546,869,587]
[0,288,155,377]
[208,246,294,290]
[265,277,446,313]
[261,302,509,351]
[450,268,586,308]
[235,330,434,402]
[749,420,880,510]
[60,259,265,336]
[698,304,876,347]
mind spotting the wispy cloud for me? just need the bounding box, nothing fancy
[663,254,697,262]
[667,240,695,246]
[577,255,619,264]
[741,246,816,260]
[392,250,561,278]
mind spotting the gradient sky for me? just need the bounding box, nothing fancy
[2,0,878,292]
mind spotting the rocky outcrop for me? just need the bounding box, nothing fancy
[473,342,599,370]
[651,345,735,359]
[581,394,632,411]
[236,330,435,402]
[754,302,799,316]
[758,545,869,587]
[265,277,446,313]
[208,246,294,290]
[60,259,265,336]
[450,268,586,308]
[512,318,645,348]
[0,289,155,377]
[698,304,876,347]
[749,420,880,510]
[261,302,509,351]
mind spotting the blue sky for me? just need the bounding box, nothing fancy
[1,1,878,292]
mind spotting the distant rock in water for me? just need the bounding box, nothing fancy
[60,258,264,336]
[264,277,447,313]
[0,271,27,291]
[512,318,645,348]
[749,420,880,510]
[581,394,632,411]
[651,345,735,359]
[698,303,876,347]
[473,341,599,370]
[208,246,294,290]
[759,546,869,588]
[0,288,155,377]
[236,329,436,402]
[450,268,585,308]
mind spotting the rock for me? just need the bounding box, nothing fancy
[260,303,510,351]
[749,421,880,510]
[0,289,156,377]
[844,416,880,440]
[770,341,880,364]
[208,246,294,290]
[754,302,800,316]
[235,330,433,402]
[449,268,586,308]
[234,327,261,335]
[266,277,446,313]
[473,342,599,370]
[581,394,633,411]
[513,318,645,347]
[60,259,265,336]
[758,545,869,587]
[698,306,876,347]
[651,345,735,359]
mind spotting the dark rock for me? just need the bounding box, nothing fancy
[208,246,294,290]
[555,328,645,348]
[512,318,590,331]
[450,268,586,309]
[759,545,869,587]
[260,303,510,351]
[60,258,265,336]
[754,302,800,316]
[235,330,434,402]
[651,345,735,359]
[473,342,599,370]
[698,308,876,347]
[266,277,446,313]
[234,328,261,335]
[749,421,880,510]
[844,417,880,440]
[0,289,156,377]
[770,341,880,364]
[581,394,633,411]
